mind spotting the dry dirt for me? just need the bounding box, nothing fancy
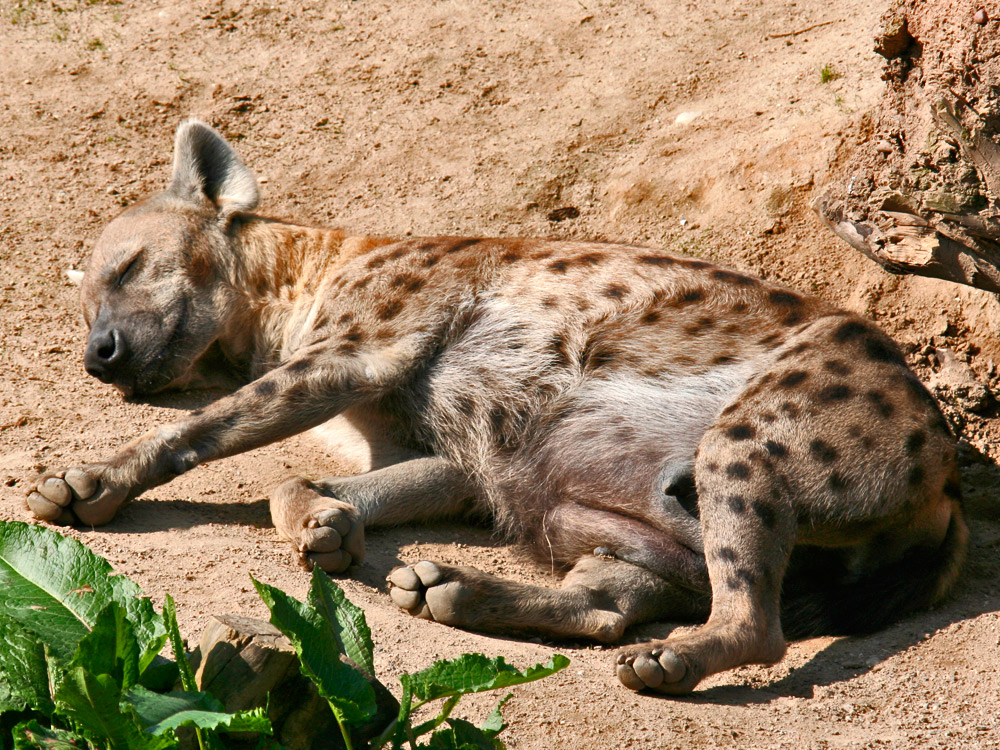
[2,1,1000,748]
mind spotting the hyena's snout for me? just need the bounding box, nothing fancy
[83,325,130,385]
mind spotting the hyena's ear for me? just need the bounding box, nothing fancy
[167,118,259,218]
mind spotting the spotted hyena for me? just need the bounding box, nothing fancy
[28,119,966,694]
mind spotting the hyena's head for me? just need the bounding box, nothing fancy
[81,119,258,397]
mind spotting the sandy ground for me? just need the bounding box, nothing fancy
[2,0,1000,747]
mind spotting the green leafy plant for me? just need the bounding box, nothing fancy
[254,568,569,750]
[0,521,270,749]
[1,521,568,749]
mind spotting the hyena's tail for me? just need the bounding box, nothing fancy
[780,496,968,639]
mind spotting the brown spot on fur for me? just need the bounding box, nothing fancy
[683,259,710,270]
[548,260,570,274]
[377,300,404,321]
[678,289,704,305]
[727,495,747,513]
[533,250,554,260]
[446,239,480,254]
[758,333,782,347]
[638,255,675,267]
[576,252,606,265]
[864,336,905,364]
[541,296,559,309]
[255,381,276,396]
[351,277,371,291]
[809,439,838,463]
[287,358,314,373]
[823,359,852,376]
[422,255,439,268]
[712,269,758,286]
[769,290,802,307]
[338,313,354,325]
[576,298,592,312]
[642,310,661,324]
[753,501,778,530]
[684,317,715,336]
[731,302,750,314]
[726,462,751,479]
[819,384,853,402]
[500,251,522,263]
[943,479,962,499]
[418,243,436,252]
[717,547,739,563]
[344,326,365,343]
[778,370,809,388]
[366,255,388,270]
[906,429,927,455]
[337,341,358,355]
[832,320,868,343]
[603,283,628,300]
[726,424,755,441]
[713,354,737,365]
[866,390,895,418]
[764,440,787,458]
[909,465,925,486]
[388,246,410,260]
[721,403,739,416]
[828,471,850,493]
[780,402,800,418]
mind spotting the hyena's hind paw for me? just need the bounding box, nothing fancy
[27,466,127,527]
[270,477,365,574]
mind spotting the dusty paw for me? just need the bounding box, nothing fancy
[296,501,365,574]
[616,644,700,694]
[26,466,126,526]
[386,561,467,624]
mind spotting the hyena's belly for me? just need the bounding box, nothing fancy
[516,367,756,507]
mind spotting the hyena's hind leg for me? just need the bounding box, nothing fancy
[387,554,709,643]
[270,456,477,573]
[387,503,710,641]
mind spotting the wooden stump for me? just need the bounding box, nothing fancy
[190,614,398,750]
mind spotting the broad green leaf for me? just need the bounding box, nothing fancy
[137,655,180,693]
[253,577,376,725]
[0,614,53,716]
[421,718,503,750]
[0,521,166,669]
[410,694,460,739]
[406,654,569,702]
[306,567,375,676]
[125,686,271,736]
[161,595,195,693]
[52,666,163,750]
[71,602,140,690]
[479,694,511,738]
[11,719,88,749]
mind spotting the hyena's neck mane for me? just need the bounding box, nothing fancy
[223,215,395,371]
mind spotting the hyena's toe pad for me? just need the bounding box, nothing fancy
[616,644,695,694]
[387,561,467,623]
[298,503,365,574]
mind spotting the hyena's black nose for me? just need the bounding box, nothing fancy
[84,327,129,382]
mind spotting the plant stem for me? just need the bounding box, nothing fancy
[330,702,354,750]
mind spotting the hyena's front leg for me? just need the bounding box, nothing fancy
[270,457,477,573]
[27,346,417,527]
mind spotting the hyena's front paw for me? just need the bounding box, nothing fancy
[615,642,701,695]
[26,466,129,527]
[295,501,366,574]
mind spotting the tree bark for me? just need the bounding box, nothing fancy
[815,1,1000,293]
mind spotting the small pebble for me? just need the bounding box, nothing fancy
[974,8,988,24]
